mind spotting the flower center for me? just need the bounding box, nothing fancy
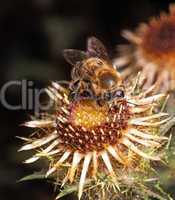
[70,100,108,128]
[56,99,131,153]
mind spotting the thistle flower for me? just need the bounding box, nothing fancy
[19,38,171,200]
[114,4,175,92]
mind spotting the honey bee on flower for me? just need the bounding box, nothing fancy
[19,37,171,200]
[64,37,125,105]
[114,4,175,92]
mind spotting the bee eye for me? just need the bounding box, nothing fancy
[99,73,117,89]
[114,90,125,98]
[80,90,93,98]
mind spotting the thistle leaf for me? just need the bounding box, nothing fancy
[56,184,78,199]
[18,172,46,182]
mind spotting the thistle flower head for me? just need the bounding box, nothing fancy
[20,38,171,200]
[114,4,175,92]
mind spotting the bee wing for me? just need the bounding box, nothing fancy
[63,49,88,66]
[87,37,109,60]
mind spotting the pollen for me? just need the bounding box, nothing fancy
[70,100,108,128]
[56,98,130,153]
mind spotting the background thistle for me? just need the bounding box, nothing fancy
[114,4,175,92]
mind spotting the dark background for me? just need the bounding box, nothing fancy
[0,0,174,200]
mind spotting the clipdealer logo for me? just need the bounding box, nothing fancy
[0,79,175,114]
[0,80,54,114]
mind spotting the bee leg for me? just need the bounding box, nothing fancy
[97,99,104,106]
[103,92,112,101]
[68,91,78,102]
[96,95,105,106]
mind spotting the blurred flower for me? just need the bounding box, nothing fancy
[114,4,175,92]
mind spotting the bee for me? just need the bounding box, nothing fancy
[63,37,125,103]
